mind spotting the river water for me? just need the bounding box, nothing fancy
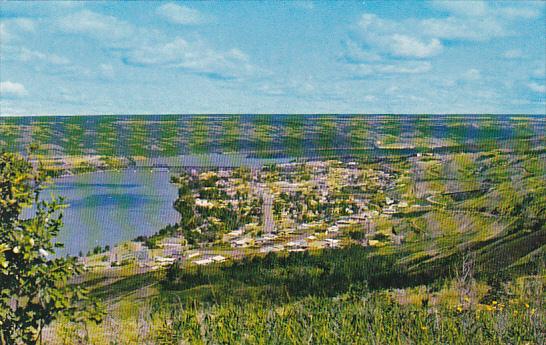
[48,170,179,256]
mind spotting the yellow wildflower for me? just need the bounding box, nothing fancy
[421,326,428,331]
[524,303,529,309]
[456,305,463,313]
[492,301,497,305]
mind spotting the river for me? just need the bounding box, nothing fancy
[49,170,179,256]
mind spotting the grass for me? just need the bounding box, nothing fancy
[50,276,545,345]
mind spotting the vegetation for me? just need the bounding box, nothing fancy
[1,115,544,344]
[0,152,104,344]
[49,244,545,344]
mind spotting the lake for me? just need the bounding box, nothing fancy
[49,170,179,256]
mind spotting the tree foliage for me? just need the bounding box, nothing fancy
[0,152,104,344]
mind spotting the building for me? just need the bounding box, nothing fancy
[231,237,254,248]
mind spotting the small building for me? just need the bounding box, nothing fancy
[398,201,409,208]
[324,238,340,248]
[226,229,244,237]
[326,225,339,234]
[194,258,214,266]
[231,237,254,248]
[286,240,308,249]
[195,198,214,208]
[383,205,397,215]
[135,249,149,262]
[211,255,227,263]
[260,244,285,253]
[155,256,176,266]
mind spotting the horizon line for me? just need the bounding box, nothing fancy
[1,113,545,118]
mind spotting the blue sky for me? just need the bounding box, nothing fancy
[0,1,544,115]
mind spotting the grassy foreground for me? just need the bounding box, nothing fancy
[47,243,545,344]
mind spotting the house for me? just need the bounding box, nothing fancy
[135,249,149,262]
[110,251,135,265]
[260,244,285,253]
[263,233,278,241]
[326,225,339,234]
[286,240,308,249]
[194,258,214,265]
[254,237,269,245]
[226,229,244,237]
[288,248,306,252]
[211,255,227,263]
[195,198,214,208]
[231,237,254,248]
[260,245,275,253]
[383,205,397,215]
[155,256,176,266]
[186,251,201,259]
[324,238,340,248]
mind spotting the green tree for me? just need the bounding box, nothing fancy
[0,152,104,344]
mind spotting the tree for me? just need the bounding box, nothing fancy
[0,152,104,344]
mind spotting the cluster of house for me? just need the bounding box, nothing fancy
[81,160,412,271]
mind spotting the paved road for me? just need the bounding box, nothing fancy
[262,192,275,233]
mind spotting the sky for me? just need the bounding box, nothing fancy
[0,1,545,115]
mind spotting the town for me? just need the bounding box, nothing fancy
[79,158,426,272]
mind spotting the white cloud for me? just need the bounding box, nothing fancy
[14,47,71,65]
[0,81,28,97]
[0,46,95,79]
[426,1,544,40]
[156,3,209,25]
[527,82,546,93]
[356,13,443,58]
[532,66,545,78]
[502,49,523,59]
[0,18,35,42]
[99,64,115,79]
[354,1,538,55]
[340,40,381,63]
[351,61,432,76]
[292,1,315,10]
[499,6,543,19]
[55,10,261,81]
[434,1,543,20]
[344,1,541,79]
[123,37,259,80]
[461,68,481,81]
[58,10,134,41]
[8,18,35,32]
[390,34,442,58]
[431,1,488,17]
[255,77,344,101]
[421,16,506,41]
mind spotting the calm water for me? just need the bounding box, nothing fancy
[49,170,179,256]
[47,154,293,256]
